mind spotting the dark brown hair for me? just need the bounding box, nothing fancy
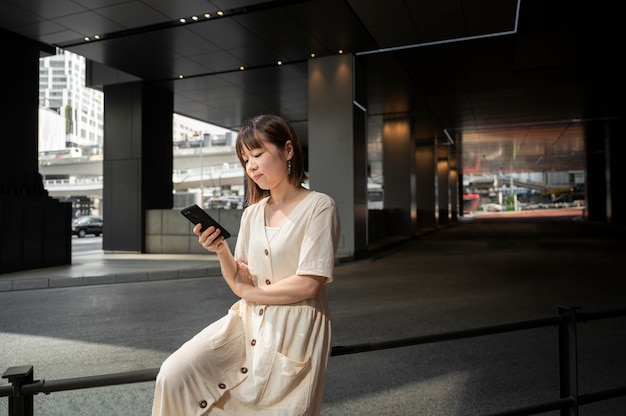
[236,114,307,205]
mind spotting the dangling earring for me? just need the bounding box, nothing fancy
[287,160,292,176]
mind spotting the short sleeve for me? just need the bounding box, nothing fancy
[234,204,253,262]
[296,194,340,283]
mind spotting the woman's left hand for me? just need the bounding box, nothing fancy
[235,261,254,296]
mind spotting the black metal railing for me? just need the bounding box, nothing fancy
[2,305,625,416]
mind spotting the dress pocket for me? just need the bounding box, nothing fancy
[258,351,312,412]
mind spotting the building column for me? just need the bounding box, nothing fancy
[102,82,173,252]
[308,54,368,258]
[449,145,459,222]
[584,120,607,223]
[606,119,624,225]
[0,29,71,273]
[415,138,437,229]
[437,145,451,225]
[382,118,416,236]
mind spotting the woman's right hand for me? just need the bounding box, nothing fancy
[195,223,228,253]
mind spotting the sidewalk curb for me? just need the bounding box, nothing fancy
[0,266,223,293]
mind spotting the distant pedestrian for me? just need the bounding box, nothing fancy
[152,114,340,415]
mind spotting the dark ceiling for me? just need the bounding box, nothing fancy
[0,0,621,175]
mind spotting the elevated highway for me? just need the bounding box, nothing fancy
[40,146,243,198]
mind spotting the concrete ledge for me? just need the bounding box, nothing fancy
[49,277,86,288]
[12,278,50,291]
[148,270,179,281]
[115,272,149,283]
[83,275,116,286]
[0,262,228,291]
[206,266,221,276]
[178,268,212,278]
[0,280,13,292]
[0,268,223,292]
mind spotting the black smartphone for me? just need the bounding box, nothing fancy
[180,204,231,239]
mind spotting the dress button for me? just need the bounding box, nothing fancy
[251,339,256,346]
[265,279,271,285]
[241,367,248,374]
[199,400,208,408]
[218,383,227,389]
[264,249,269,256]
[259,308,264,316]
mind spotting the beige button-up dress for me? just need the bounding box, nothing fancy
[153,191,340,416]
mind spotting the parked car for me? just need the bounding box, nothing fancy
[480,203,503,212]
[207,196,243,209]
[72,215,103,238]
[553,193,585,207]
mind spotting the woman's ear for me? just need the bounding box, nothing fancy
[285,140,294,159]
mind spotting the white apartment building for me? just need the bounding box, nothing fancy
[39,49,104,153]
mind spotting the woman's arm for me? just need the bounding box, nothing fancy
[194,223,240,296]
[236,261,325,304]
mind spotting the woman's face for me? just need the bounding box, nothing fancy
[241,137,291,191]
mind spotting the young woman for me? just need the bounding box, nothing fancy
[152,114,341,416]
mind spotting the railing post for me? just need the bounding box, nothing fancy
[558,305,579,416]
[2,365,34,416]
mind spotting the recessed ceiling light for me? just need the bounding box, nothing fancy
[310,53,316,58]
[277,60,282,65]
[178,75,184,79]
[338,49,344,54]
[191,16,199,21]
[94,35,100,40]
[239,66,245,71]
[217,10,224,16]
[84,37,90,41]
[203,13,211,18]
